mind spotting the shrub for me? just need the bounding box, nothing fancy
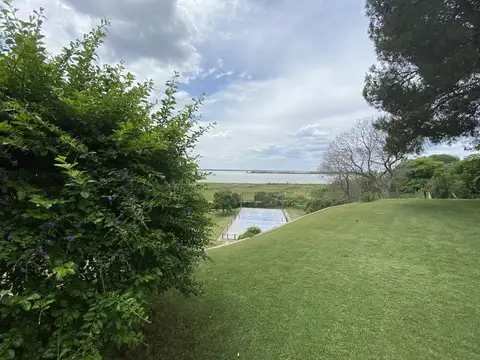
[284,194,308,207]
[361,192,381,202]
[331,198,347,207]
[304,197,332,214]
[253,191,283,207]
[241,200,276,208]
[0,4,211,359]
[213,190,240,212]
[238,227,262,240]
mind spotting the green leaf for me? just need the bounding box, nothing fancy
[29,195,57,209]
[11,337,23,348]
[17,190,26,201]
[53,264,75,280]
[26,293,41,301]
[21,300,31,311]
[80,191,90,199]
[7,349,14,360]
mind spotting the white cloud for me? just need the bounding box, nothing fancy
[214,71,234,80]
[16,0,474,170]
[208,130,232,138]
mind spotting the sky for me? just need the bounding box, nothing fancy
[19,0,472,170]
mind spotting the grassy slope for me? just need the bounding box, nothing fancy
[207,210,235,245]
[202,183,323,201]
[125,200,480,360]
[285,206,306,220]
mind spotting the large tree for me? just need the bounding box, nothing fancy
[319,118,403,198]
[213,190,240,213]
[363,0,480,154]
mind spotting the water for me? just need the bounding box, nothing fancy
[200,170,330,184]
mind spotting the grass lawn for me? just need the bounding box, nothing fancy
[207,210,235,245]
[124,199,480,360]
[202,183,323,201]
[285,206,306,220]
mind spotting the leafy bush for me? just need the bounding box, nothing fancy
[238,227,262,240]
[241,200,276,208]
[283,194,308,207]
[303,187,343,214]
[0,4,211,359]
[361,192,381,202]
[304,197,332,214]
[213,189,240,212]
[453,154,480,198]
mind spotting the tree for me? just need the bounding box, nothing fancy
[319,118,404,199]
[402,157,446,197]
[392,154,461,196]
[213,190,240,213]
[0,3,211,359]
[453,153,480,197]
[318,149,358,202]
[427,154,460,165]
[364,0,480,154]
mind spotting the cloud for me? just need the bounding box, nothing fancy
[208,130,232,138]
[17,0,473,170]
[214,71,234,80]
[293,124,330,138]
[63,0,194,64]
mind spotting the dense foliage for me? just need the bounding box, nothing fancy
[213,189,240,213]
[364,0,480,153]
[396,154,480,198]
[361,192,380,203]
[0,3,211,359]
[213,190,299,210]
[304,188,346,214]
[237,226,262,240]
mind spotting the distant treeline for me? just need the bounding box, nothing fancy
[202,169,336,174]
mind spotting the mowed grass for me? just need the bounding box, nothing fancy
[124,200,480,360]
[202,183,323,201]
[285,206,306,220]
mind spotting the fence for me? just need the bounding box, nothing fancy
[221,232,239,240]
[221,207,288,241]
[220,209,240,241]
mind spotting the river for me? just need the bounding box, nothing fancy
[200,170,330,184]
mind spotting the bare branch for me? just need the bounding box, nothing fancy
[319,117,404,198]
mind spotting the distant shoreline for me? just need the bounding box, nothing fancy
[201,169,331,175]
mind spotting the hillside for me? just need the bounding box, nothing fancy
[125,200,480,360]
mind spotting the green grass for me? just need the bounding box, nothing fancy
[285,206,306,220]
[207,210,235,245]
[124,199,480,360]
[202,183,323,201]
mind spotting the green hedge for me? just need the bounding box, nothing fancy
[0,5,211,359]
[238,227,262,240]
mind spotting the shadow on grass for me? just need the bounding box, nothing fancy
[120,290,238,360]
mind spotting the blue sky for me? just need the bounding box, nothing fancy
[21,0,473,170]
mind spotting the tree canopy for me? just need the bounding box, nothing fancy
[213,189,240,213]
[319,118,403,199]
[363,0,480,154]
